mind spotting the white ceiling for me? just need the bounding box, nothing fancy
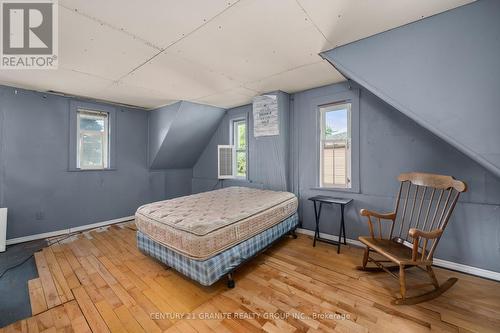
[0,0,473,109]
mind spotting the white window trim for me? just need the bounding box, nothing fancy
[319,102,352,189]
[310,88,360,194]
[230,117,248,180]
[68,101,117,172]
[76,109,110,170]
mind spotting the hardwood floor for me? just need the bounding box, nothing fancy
[1,222,499,332]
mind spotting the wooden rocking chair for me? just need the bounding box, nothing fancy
[358,172,467,305]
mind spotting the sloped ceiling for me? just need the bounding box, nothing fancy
[0,0,472,109]
[321,0,500,178]
[149,101,225,169]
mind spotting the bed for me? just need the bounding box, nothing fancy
[135,186,298,287]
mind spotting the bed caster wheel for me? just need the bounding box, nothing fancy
[227,274,235,288]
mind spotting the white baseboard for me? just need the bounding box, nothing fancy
[296,228,364,247]
[432,258,500,281]
[296,228,500,282]
[6,216,135,246]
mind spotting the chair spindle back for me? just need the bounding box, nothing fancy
[392,173,467,260]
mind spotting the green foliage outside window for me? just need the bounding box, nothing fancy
[237,122,246,149]
[234,120,247,177]
[237,152,246,177]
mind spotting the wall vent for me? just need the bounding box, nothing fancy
[217,145,235,179]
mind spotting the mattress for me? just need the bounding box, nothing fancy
[135,186,298,260]
[137,213,299,286]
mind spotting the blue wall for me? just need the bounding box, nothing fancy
[148,102,180,167]
[193,91,290,192]
[321,0,500,178]
[291,82,500,272]
[0,85,188,239]
[149,101,225,169]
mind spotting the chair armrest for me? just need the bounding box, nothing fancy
[409,228,443,262]
[359,209,396,239]
[408,228,443,240]
[360,209,396,220]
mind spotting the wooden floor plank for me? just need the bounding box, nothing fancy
[72,286,110,333]
[113,305,146,333]
[63,300,92,333]
[127,305,162,333]
[53,249,81,289]
[4,225,498,333]
[34,308,54,331]
[98,256,135,291]
[42,247,73,302]
[50,303,71,330]
[33,252,62,309]
[25,317,38,333]
[94,300,127,333]
[27,279,48,315]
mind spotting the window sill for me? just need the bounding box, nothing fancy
[68,168,117,172]
[310,186,360,194]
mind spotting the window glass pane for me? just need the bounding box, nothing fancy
[333,143,347,185]
[237,122,246,149]
[80,116,105,132]
[77,110,109,169]
[80,134,103,168]
[320,103,351,188]
[322,141,334,184]
[236,151,246,177]
[232,119,247,178]
[324,109,347,140]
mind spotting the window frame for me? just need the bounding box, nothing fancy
[76,109,110,170]
[312,89,360,193]
[319,102,352,189]
[230,117,248,180]
[69,101,117,171]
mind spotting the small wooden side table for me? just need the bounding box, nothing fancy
[308,195,353,253]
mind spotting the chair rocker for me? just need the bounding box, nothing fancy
[358,172,467,305]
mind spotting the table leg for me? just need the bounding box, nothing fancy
[313,201,319,247]
[341,204,347,245]
[313,202,323,247]
[337,205,343,254]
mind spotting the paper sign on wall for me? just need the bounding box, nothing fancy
[253,95,279,137]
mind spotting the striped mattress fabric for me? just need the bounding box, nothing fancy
[137,213,298,286]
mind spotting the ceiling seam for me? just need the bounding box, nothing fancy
[241,59,326,88]
[102,80,177,98]
[18,66,168,109]
[194,60,330,103]
[60,67,116,82]
[58,4,162,50]
[191,59,328,102]
[194,86,259,102]
[115,0,245,83]
[168,55,245,87]
[294,0,331,45]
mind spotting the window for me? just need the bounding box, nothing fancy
[320,102,351,188]
[76,109,109,169]
[231,119,247,179]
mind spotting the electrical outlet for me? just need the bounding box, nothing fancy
[36,211,45,220]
